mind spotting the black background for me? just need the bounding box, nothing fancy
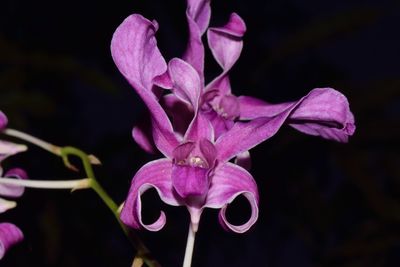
[1,0,399,266]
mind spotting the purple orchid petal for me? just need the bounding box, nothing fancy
[173,142,196,162]
[199,139,217,166]
[184,113,214,142]
[234,151,252,171]
[168,58,202,111]
[0,223,23,259]
[0,111,7,131]
[172,164,209,199]
[111,14,180,157]
[186,0,211,34]
[120,159,182,231]
[204,162,259,233]
[206,13,246,95]
[171,140,216,200]
[132,111,157,154]
[153,71,173,89]
[239,88,356,142]
[202,109,234,139]
[0,168,28,198]
[0,141,27,163]
[219,94,240,120]
[238,96,292,119]
[217,88,355,161]
[132,126,156,154]
[183,0,211,81]
[207,13,246,70]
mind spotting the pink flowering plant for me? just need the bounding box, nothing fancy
[0,0,355,266]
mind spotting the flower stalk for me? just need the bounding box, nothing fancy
[182,223,197,267]
[1,129,159,266]
[0,177,90,190]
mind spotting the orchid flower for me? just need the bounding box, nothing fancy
[127,0,355,159]
[111,1,356,266]
[112,17,259,232]
[0,111,27,260]
[111,0,356,231]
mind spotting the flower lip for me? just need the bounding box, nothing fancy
[171,139,217,200]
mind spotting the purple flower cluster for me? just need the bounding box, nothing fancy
[111,0,355,233]
[0,111,28,259]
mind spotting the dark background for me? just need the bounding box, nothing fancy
[1,0,399,266]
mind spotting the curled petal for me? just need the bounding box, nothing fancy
[0,168,28,198]
[183,0,211,79]
[0,141,27,162]
[234,151,251,171]
[132,126,156,154]
[207,13,246,70]
[217,88,356,161]
[0,111,7,130]
[0,198,16,213]
[168,58,202,110]
[0,223,23,259]
[120,159,181,231]
[186,0,211,35]
[206,13,246,95]
[132,112,157,154]
[204,162,259,233]
[239,88,356,143]
[111,14,179,157]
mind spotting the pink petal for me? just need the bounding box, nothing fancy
[132,114,157,154]
[184,112,214,142]
[0,141,27,162]
[168,58,202,111]
[239,88,356,143]
[205,13,246,95]
[111,14,180,157]
[199,139,217,166]
[207,13,246,70]
[120,159,182,231]
[172,164,209,199]
[217,88,355,161]
[234,151,252,171]
[215,116,282,162]
[0,223,23,259]
[202,109,234,139]
[183,0,211,81]
[0,168,28,198]
[0,199,16,213]
[173,142,196,162]
[0,111,7,130]
[206,75,232,96]
[186,0,211,35]
[238,96,292,119]
[204,162,259,233]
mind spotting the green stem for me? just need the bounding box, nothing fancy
[60,147,159,267]
[1,128,160,266]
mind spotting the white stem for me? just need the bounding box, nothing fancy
[2,128,101,165]
[0,177,91,190]
[182,223,197,267]
[3,128,60,155]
